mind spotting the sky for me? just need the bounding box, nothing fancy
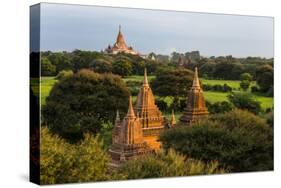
[40,3,274,58]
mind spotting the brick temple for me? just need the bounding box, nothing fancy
[109,96,153,167]
[105,25,138,55]
[179,67,209,124]
[134,68,165,150]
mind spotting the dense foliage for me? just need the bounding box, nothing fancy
[119,149,224,179]
[40,127,110,184]
[228,92,261,114]
[160,109,273,172]
[151,68,193,99]
[42,69,130,142]
[256,64,273,96]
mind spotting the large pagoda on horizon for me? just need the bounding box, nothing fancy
[105,25,138,55]
[109,96,153,167]
[179,67,209,124]
[134,68,165,150]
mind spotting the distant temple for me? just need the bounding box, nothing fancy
[134,68,165,150]
[179,67,209,124]
[105,25,138,55]
[109,96,153,167]
[177,55,185,67]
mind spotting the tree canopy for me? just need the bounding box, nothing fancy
[42,69,130,142]
[160,109,273,172]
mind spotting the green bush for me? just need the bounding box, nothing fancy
[55,70,73,80]
[228,92,261,114]
[206,101,234,114]
[119,149,224,179]
[40,127,110,184]
[42,69,130,142]
[160,109,273,172]
[240,80,250,91]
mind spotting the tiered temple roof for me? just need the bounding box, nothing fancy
[179,67,209,124]
[109,96,152,167]
[105,25,138,55]
[134,68,164,150]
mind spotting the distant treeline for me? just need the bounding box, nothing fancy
[38,50,273,80]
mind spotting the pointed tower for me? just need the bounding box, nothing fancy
[109,96,152,167]
[134,68,164,150]
[170,110,177,127]
[180,67,209,124]
[115,25,128,49]
[105,25,138,55]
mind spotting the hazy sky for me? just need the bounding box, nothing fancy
[40,3,274,58]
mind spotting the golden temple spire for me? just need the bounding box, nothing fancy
[192,67,200,88]
[170,110,176,126]
[143,68,149,87]
[126,96,136,118]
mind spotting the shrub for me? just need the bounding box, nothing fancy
[55,70,73,80]
[240,80,250,91]
[251,85,259,93]
[119,149,224,179]
[228,92,262,114]
[206,101,234,114]
[160,109,273,172]
[40,127,110,184]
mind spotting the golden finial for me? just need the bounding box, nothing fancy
[126,96,135,118]
[143,68,149,87]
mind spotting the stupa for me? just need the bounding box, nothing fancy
[179,67,209,124]
[134,68,165,150]
[109,96,152,167]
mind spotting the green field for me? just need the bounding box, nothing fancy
[201,78,256,90]
[39,76,273,110]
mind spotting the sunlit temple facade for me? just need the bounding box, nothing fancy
[109,67,209,166]
[179,67,209,124]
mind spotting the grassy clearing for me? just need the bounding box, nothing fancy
[201,78,256,90]
[123,75,155,82]
[39,76,273,110]
[40,77,57,105]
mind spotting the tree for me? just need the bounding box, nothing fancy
[89,58,113,73]
[228,92,261,114]
[42,69,130,142]
[112,58,132,76]
[151,68,194,102]
[240,80,250,91]
[160,109,273,172]
[240,72,253,81]
[119,149,224,179]
[41,57,56,76]
[40,127,110,184]
[256,64,273,96]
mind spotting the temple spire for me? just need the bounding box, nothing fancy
[143,68,149,87]
[170,110,176,126]
[115,110,120,122]
[119,24,121,32]
[192,67,200,88]
[126,96,136,118]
